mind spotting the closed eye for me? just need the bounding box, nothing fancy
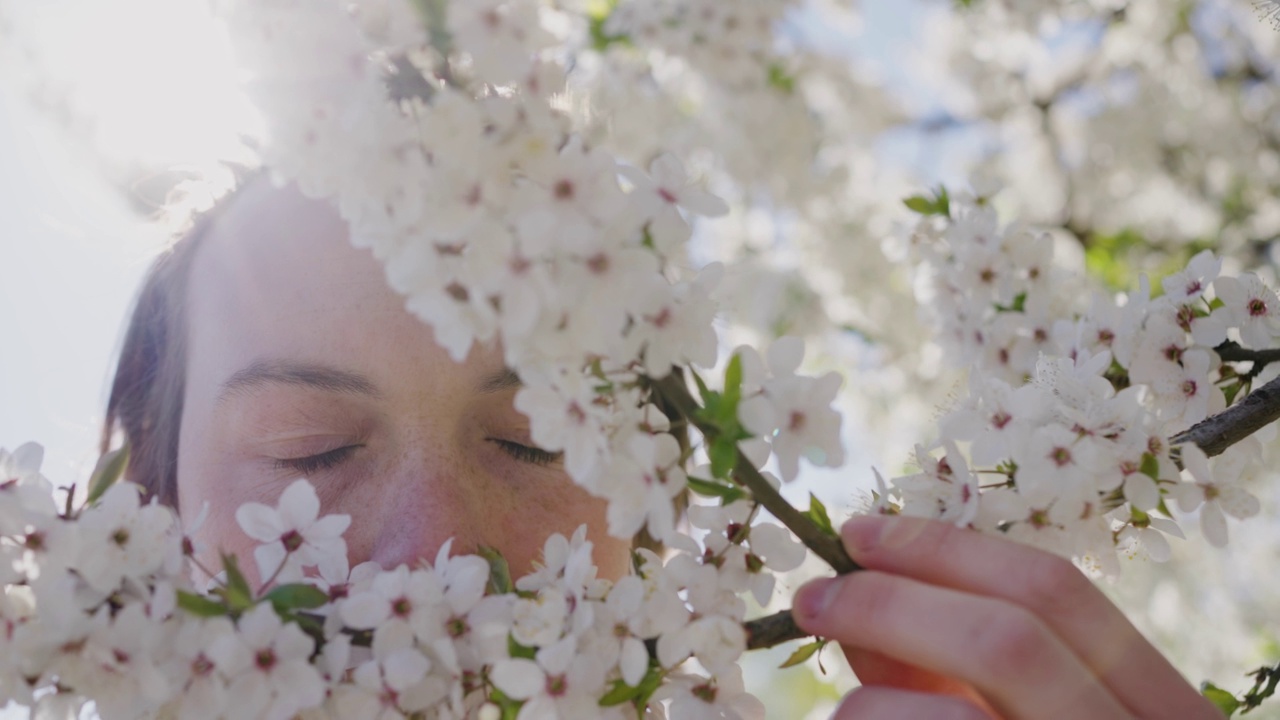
[274,445,361,476]
[488,439,562,467]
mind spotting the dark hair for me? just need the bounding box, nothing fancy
[100,209,216,506]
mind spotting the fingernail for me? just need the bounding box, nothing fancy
[843,515,889,555]
[795,577,841,621]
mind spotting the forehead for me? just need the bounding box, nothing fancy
[183,178,492,402]
[188,178,397,347]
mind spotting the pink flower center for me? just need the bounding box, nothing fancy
[692,683,717,703]
[546,674,567,697]
[392,597,412,618]
[1050,447,1072,467]
[255,648,277,671]
[1249,298,1268,317]
[1176,305,1195,332]
[586,253,610,274]
[191,654,215,676]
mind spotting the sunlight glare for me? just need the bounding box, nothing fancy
[1,0,261,166]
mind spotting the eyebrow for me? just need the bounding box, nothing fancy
[476,367,521,394]
[217,360,381,403]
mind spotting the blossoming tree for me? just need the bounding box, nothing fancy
[3,0,1280,718]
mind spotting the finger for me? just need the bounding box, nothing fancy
[843,646,972,695]
[794,571,1132,720]
[843,646,997,715]
[832,686,994,720]
[838,515,1217,718]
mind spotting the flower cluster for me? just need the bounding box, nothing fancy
[0,444,813,718]
[3,0,1277,716]
[882,190,1267,571]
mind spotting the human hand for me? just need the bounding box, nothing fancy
[791,515,1223,719]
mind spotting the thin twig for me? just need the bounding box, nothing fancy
[1214,340,1280,366]
[648,371,860,575]
[744,608,808,650]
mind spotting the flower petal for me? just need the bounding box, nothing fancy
[236,503,284,542]
[278,479,321,529]
[620,637,648,687]
[490,659,543,700]
[1200,501,1228,548]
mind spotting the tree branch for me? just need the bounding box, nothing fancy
[648,371,860,574]
[1171,372,1280,457]
[649,370,862,654]
[1213,340,1280,366]
[744,608,808,650]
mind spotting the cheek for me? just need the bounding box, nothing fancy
[184,491,264,586]
[488,488,632,581]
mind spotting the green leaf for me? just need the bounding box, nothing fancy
[1224,380,1244,406]
[993,292,1027,314]
[508,634,537,660]
[478,545,514,595]
[766,62,795,94]
[631,665,666,710]
[586,0,628,52]
[779,639,827,669]
[902,186,951,217]
[1201,682,1240,717]
[686,476,748,504]
[805,493,836,537]
[220,553,255,611]
[264,584,329,614]
[723,354,743,410]
[903,196,934,214]
[599,679,642,706]
[1139,452,1161,481]
[177,590,229,618]
[709,437,739,480]
[86,444,130,506]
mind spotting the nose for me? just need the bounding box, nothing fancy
[364,446,483,571]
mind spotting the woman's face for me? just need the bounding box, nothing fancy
[175,179,631,583]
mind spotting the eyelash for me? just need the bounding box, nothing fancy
[274,445,360,476]
[489,439,563,467]
[273,440,562,475]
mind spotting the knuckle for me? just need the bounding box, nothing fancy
[883,516,954,557]
[972,605,1054,680]
[1019,551,1088,617]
